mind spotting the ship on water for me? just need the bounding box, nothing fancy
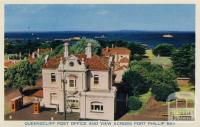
[162,34,174,38]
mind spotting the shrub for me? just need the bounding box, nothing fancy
[153,43,175,56]
[128,96,142,110]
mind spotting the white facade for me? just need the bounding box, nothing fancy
[41,43,117,120]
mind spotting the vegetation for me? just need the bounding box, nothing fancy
[145,49,154,60]
[128,96,142,110]
[151,57,172,66]
[70,38,101,54]
[49,38,101,57]
[123,70,149,96]
[128,90,152,114]
[98,39,146,60]
[4,60,36,95]
[171,44,195,84]
[123,61,178,102]
[97,39,128,48]
[5,39,64,56]
[128,43,146,60]
[153,43,175,56]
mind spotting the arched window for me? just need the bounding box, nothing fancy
[90,101,103,113]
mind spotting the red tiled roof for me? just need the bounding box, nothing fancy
[83,55,109,70]
[114,65,128,71]
[119,57,129,63]
[4,60,20,68]
[32,90,43,98]
[43,55,63,69]
[102,47,131,56]
[43,54,109,70]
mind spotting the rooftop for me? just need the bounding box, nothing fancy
[4,60,21,68]
[32,89,43,98]
[102,47,131,56]
[43,54,109,71]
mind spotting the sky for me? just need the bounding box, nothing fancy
[5,4,195,32]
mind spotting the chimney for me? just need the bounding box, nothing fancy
[109,56,114,67]
[106,46,109,52]
[85,43,92,58]
[37,49,40,54]
[19,52,21,60]
[44,55,49,64]
[112,44,114,48]
[64,42,69,58]
[32,52,35,59]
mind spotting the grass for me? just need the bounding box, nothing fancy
[145,49,155,60]
[4,103,11,115]
[151,57,172,66]
[179,85,195,93]
[128,90,152,115]
[145,49,172,66]
[4,54,9,60]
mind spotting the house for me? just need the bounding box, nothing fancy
[102,47,130,66]
[102,47,131,83]
[28,48,52,64]
[40,43,117,120]
[4,60,21,70]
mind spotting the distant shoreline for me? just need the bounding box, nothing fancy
[5,31,195,48]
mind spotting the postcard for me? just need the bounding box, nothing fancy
[0,0,199,127]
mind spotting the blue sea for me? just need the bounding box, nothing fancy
[5,31,195,48]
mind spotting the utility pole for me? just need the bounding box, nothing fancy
[59,59,67,120]
[62,70,67,120]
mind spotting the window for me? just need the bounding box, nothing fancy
[94,75,99,84]
[69,61,74,67]
[67,99,79,109]
[69,79,76,87]
[90,102,103,112]
[51,73,56,82]
[50,93,58,104]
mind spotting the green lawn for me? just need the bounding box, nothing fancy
[4,103,11,115]
[145,49,172,66]
[128,90,152,114]
[151,56,172,66]
[145,49,155,60]
[179,85,195,93]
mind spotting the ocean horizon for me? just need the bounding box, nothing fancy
[5,30,195,48]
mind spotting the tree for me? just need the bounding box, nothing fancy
[127,43,146,60]
[97,39,128,49]
[128,43,146,56]
[123,60,178,101]
[32,56,45,77]
[150,69,179,101]
[49,38,101,57]
[153,43,175,56]
[70,38,101,54]
[123,70,148,96]
[4,60,36,95]
[171,44,195,84]
[128,96,142,110]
